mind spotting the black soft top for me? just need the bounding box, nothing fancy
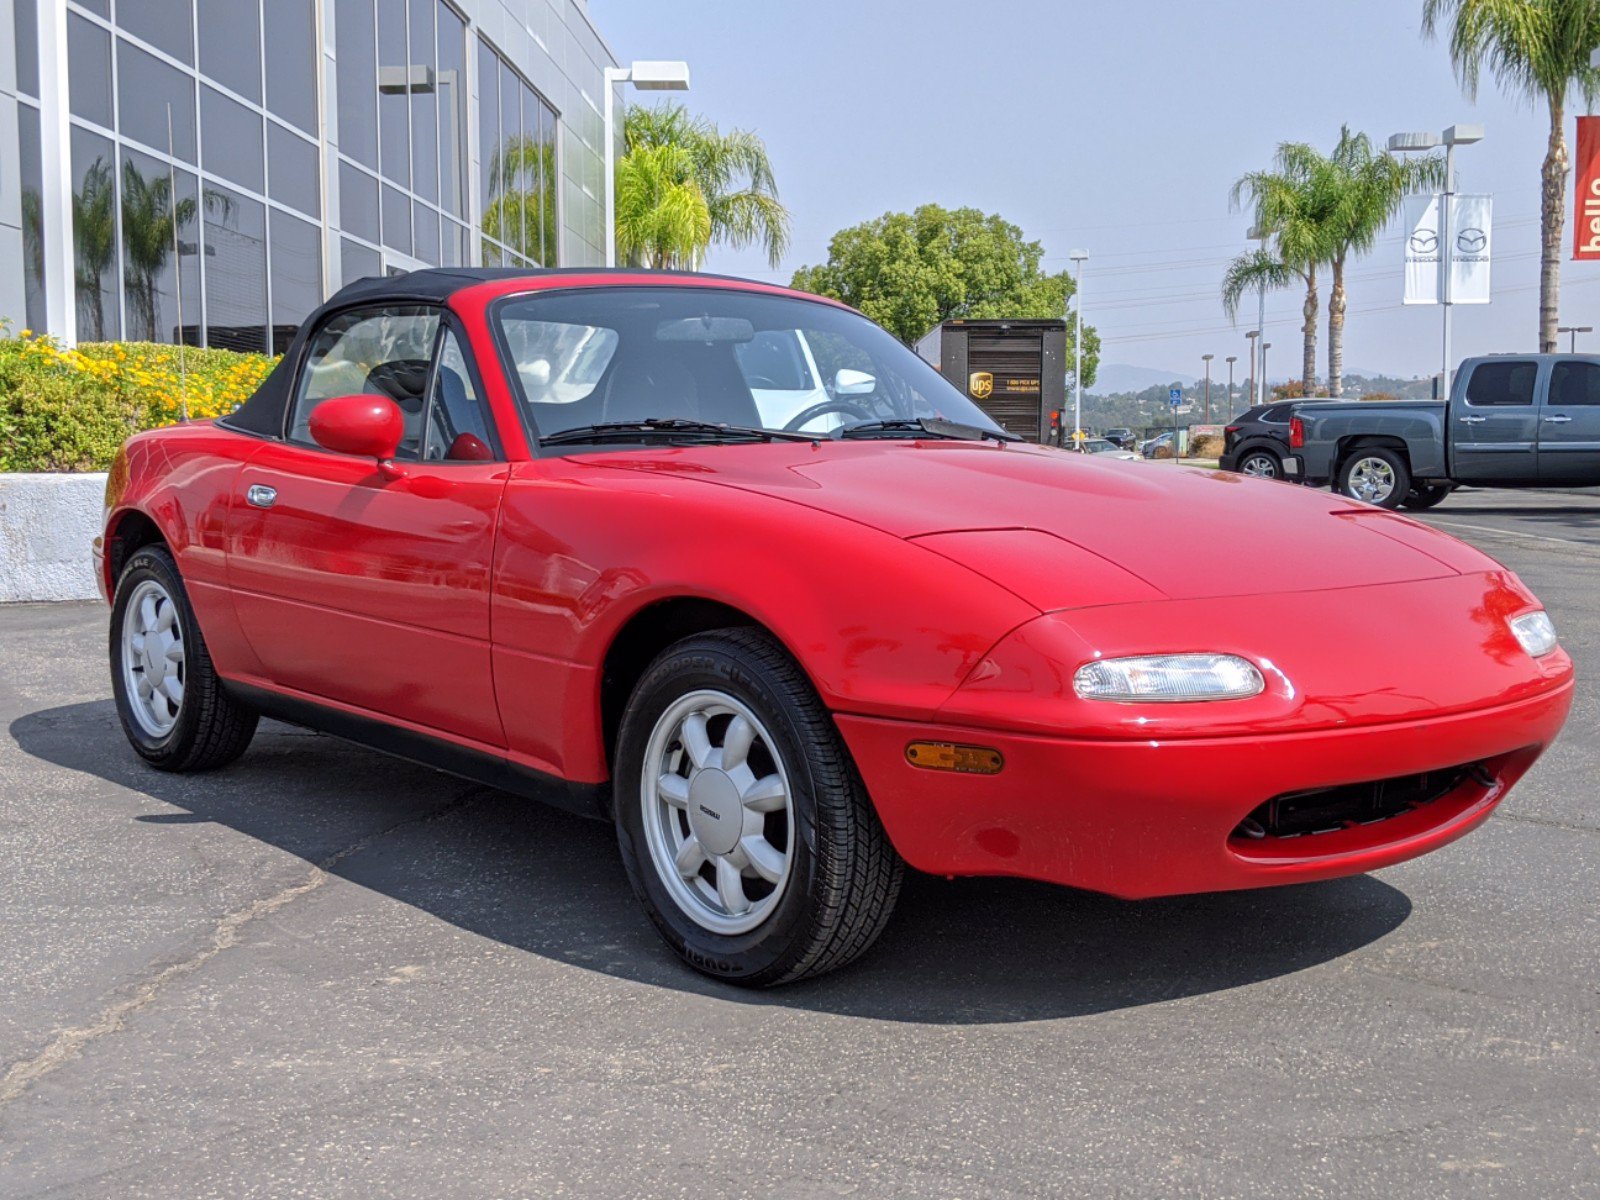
[220,267,776,438]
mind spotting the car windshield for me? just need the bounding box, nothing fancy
[494,286,1007,444]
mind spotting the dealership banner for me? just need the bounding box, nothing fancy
[1403,193,1492,305]
[1575,116,1600,259]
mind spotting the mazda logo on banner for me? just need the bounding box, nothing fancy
[1404,194,1493,305]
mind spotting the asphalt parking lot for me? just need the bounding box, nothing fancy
[2,488,1597,1199]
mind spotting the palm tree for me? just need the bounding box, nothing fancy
[482,134,557,265]
[72,157,117,341]
[120,160,201,342]
[1423,0,1600,351]
[1323,128,1445,396]
[618,102,789,270]
[1225,148,1341,395]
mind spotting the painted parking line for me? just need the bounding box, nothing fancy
[1427,519,1600,552]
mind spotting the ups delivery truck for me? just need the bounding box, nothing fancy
[914,319,1068,444]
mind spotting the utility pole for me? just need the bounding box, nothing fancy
[1201,354,1214,422]
[1225,356,1237,420]
[1070,250,1088,448]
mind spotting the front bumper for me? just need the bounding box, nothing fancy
[837,681,1572,899]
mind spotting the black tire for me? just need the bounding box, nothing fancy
[1399,483,1452,510]
[1236,449,1282,479]
[1336,446,1411,509]
[613,628,903,987]
[109,545,258,771]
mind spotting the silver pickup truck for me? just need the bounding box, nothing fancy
[1288,354,1600,509]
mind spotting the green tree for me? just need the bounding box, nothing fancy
[789,204,1100,388]
[73,157,117,341]
[615,102,789,270]
[482,134,558,266]
[1423,0,1600,351]
[120,160,203,343]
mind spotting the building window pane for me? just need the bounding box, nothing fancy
[269,210,322,351]
[340,237,381,286]
[376,0,409,187]
[540,100,558,266]
[68,14,114,127]
[76,0,108,16]
[119,145,202,345]
[118,39,198,162]
[71,127,119,341]
[522,85,545,264]
[440,218,466,268]
[339,160,379,242]
[413,202,439,264]
[198,0,262,102]
[202,183,268,352]
[18,104,47,329]
[269,124,321,217]
[14,0,40,99]
[437,6,466,219]
[265,0,318,133]
[334,0,377,168]
[121,0,194,65]
[476,37,496,231]
[201,86,265,193]
[406,0,437,204]
[381,183,411,255]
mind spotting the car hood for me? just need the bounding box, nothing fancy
[584,441,1499,609]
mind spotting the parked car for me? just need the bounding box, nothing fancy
[1219,402,1301,478]
[1102,427,1136,450]
[1077,436,1139,461]
[1139,431,1177,458]
[100,270,1574,987]
[1290,355,1600,508]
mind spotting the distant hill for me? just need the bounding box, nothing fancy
[1087,364,1197,396]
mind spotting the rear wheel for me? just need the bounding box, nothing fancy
[1337,447,1410,509]
[1237,449,1282,479]
[1399,483,1452,510]
[110,545,258,771]
[613,628,903,987]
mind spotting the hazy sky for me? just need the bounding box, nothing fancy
[592,0,1600,381]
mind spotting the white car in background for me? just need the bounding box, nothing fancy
[1079,436,1140,461]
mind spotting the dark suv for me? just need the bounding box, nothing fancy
[1219,403,1299,478]
[1102,427,1135,450]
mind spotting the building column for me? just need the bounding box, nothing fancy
[36,0,74,344]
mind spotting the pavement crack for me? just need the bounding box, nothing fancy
[0,786,485,1109]
[1497,811,1600,835]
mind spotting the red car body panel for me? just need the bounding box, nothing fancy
[98,271,1575,901]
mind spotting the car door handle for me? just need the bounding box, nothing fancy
[1542,414,1573,424]
[245,484,277,509]
[1458,415,1486,424]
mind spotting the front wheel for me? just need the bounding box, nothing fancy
[1399,483,1453,510]
[110,545,258,771]
[613,628,903,987]
[1337,447,1411,509]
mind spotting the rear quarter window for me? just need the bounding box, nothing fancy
[1464,361,1538,407]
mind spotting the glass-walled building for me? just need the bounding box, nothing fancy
[0,0,617,350]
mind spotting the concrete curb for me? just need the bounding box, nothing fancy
[0,473,106,602]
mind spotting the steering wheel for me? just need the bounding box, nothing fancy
[782,398,873,432]
[743,374,782,389]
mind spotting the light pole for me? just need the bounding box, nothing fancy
[1389,125,1484,391]
[1262,343,1272,399]
[1070,250,1088,448]
[1225,355,1237,420]
[1201,353,1214,422]
[1246,223,1271,404]
[1245,330,1260,408]
[1559,324,1593,352]
[604,61,691,267]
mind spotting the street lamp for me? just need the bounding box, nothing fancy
[1388,124,1484,389]
[1246,223,1272,404]
[1070,250,1088,447]
[604,60,691,267]
[1201,353,1214,422]
[1225,355,1237,420]
[1262,342,1272,399]
[1245,330,1260,407]
[1559,324,1593,352]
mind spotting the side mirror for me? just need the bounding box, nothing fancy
[833,368,876,397]
[309,395,404,470]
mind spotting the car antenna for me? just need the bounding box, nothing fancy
[167,103,189,423]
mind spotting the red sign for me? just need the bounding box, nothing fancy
[1575,116,1600,260]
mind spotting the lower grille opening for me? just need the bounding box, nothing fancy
[1232,763,1487,841]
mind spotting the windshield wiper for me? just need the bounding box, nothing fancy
[539,418,819,447]
[834,417,1020,444]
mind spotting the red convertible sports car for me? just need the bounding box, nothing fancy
[99,269,1574,986]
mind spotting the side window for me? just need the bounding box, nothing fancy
[1464,361,1537,408]
[1549,361,1600,407]
[290,305,442,456]
[734,330,813,392]
[422,330,498,461]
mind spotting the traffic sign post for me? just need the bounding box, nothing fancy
[1170,389,1182,460]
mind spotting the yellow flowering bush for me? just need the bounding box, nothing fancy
[0,329,278,472]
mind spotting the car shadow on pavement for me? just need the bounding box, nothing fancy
[10,701,1412,1025]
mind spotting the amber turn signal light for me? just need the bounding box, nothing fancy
[905,742,1004,775]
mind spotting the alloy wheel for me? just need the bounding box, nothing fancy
[1240,453,1279,478]
[120,578,185,737]
[1348,456,1398,504]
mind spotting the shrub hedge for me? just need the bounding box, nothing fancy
[0,331,278,473]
